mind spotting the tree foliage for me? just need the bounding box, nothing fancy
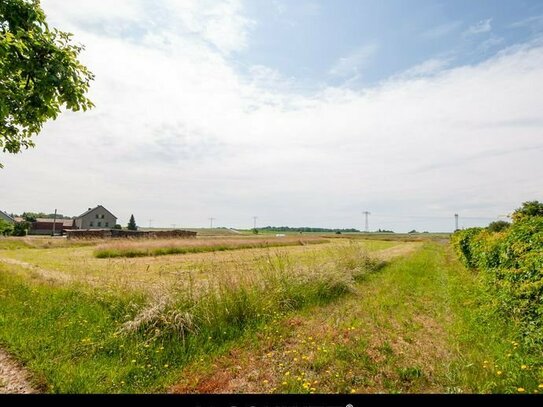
[0,0,94,166]
[12,220,29,236]
[511,200,543,223]
[0,219,13,235]
[127,214,137,231]
[487,220,510,233]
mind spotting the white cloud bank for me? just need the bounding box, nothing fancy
[1,1,542,232]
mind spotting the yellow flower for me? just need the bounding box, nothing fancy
[284,371,290,376]
[521,364,527,370]
[517,388,525,393]
[538,384,543,389]
[131,360,136,363]
[282,381,287,386]
[496,371,503,376]
[350,389,356,394]
[263,379,269,384]
[164,364,169,368]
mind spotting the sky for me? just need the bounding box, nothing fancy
[1,0,543,232]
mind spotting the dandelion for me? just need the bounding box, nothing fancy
[538,384,543,388]
[284,371,290,376]
[121,381,125,384]
[517,388,525,393]
[521,364,527,370]
[263,379,269,384]
[164,364,169,368]
[294,357,298,362]
[350,389,356,394]
[131,360,136,363]
[282,381,287,386]
[497,371,503,376]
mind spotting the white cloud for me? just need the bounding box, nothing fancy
[465,18,492,35]
[329,44,378,79]
[395,57,452,79]
[1,4,543,232]
[422,21,462,39]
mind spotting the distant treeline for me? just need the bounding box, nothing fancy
[11,212,73,221]
[259,226,360,233]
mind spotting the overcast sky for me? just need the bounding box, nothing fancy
[2,0,543,232]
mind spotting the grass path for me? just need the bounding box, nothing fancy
[170,241,537,394]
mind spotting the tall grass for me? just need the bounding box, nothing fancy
[93,237,329,258]
[0,242,381,393]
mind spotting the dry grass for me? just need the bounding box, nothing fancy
[93,236,329,258]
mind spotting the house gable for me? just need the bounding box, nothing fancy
[77,205,117,220]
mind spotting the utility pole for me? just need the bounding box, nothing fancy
[171,224,176,230]
[454,213,459,231]
[51,208,57,237]
[252,216,258,230]
[148,219,153,229]
[363,211,371,233]
[209,217,215,229]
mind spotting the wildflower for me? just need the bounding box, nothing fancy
[350,389,356,394]
[131,360,136,363]
[121,381,125,384]
[164,364,169,368]
[294,358,298,362]
[282,381,287,386]
[521,365,527,370]
[496,371,503,376]
[539,384,543,388]
[517,388,525,393]
[310,387,316,391]
[263,379,269,384]
[284,371,290,376]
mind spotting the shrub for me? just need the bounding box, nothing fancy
[487,220,510,233]
[0,219,13,236]
[452,216,543,344]
[12,221,30,236]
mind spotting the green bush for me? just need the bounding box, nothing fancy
[0,219,14,236]
[487,220,510,233]
[451,216,543,344]
[12,221,30,236]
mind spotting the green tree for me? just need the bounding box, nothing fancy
[511,200,543,223]
[0,0,94,167]
[127,215,137,231]
[0,219,13,235]
[487,220,510,233]
[12,221,29,236]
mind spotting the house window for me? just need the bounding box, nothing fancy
[90,221,94,227]
[98,221,102,227]
[105,222,109,227]
[96,214,99,219]
[101,214,105,219]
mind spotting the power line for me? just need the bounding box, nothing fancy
[208,217,215,229]
[252,216,258,229]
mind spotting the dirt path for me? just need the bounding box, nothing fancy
[0,349,36,394]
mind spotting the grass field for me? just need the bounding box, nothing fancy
[0,235,540,393]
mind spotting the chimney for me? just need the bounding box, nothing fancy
[88,208,91,211]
